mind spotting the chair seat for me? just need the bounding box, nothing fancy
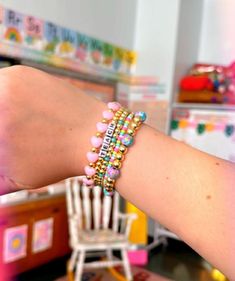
[78,229,126,244]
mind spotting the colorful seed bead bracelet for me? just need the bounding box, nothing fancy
[103,111,146,196]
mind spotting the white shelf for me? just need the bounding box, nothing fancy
[173,103,235,111]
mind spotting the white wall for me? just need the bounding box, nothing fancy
[0,0,138,50]
[134,0,181,99]
[198,0,235,65]
[172,0,204,102]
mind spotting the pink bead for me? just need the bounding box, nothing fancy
[91,136,103,148]
[83,177,94,186]
[96,122,108,133]
[102,110,114,120]
[107,166,120,179]
[84,166,96,176]
[87,152,99,163]
[108,102,121,111]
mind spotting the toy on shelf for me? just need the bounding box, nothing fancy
[178,62,235,104]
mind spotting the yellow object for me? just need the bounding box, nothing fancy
[124,50,137,66]
[211,268,227,281]
[67,262,74,281]
[205,123,215,132]
[59,41,74,53]
[12,238,21,249]
[108,266,128,281]
[126,202,147,244]
[179,119,188,129]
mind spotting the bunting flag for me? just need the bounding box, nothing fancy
[171,119,235,137]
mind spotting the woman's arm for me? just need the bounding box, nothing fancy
[0,66,234,279]
[115,125,235,280]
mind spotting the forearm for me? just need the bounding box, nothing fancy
[113,125,235,279]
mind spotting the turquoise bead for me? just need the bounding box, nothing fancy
[103,189,114,196]
[135,111,147,122]
[121,134,134,146]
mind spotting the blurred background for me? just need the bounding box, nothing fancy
[0,1,233,280]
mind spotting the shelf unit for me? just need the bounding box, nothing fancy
[173,102,235,111]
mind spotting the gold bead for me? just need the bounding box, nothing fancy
[107,178,114,183]
[119,145,127,154]
[117,124,122,129]
[92,147,98,152]
[89,163,95,167]
[113,116,119,121]
[113,159,121,169]
[102,119,108,124]
[99,169,105,174]
[86,176,92,180]
[127,129,134,135]
[105,186,112,191]
[131,122,138,129]
[96,132,102,137]
[116,152,124,161]
[134,116,141,123]
[101,165,106,170]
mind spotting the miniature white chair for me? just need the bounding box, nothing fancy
[65,176,137,281]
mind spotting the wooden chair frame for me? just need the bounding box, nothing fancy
[65,176,136,281]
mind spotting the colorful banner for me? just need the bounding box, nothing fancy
[3,225,28,263]
[171,119,235,137]
[32,218,54,253]
[0,5,137,76]
[171,109,235,162]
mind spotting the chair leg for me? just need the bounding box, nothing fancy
[106,249,113,261]
[69,250,78,272]
[75,250,85,281]
[121,249,132,281]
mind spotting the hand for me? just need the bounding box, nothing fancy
[0,65,105,193]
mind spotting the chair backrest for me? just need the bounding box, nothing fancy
[65,176,120,234]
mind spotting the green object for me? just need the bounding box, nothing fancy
[103,43,113,58]
[225,124,234,137]
[197,123,205,135]
[171,120,179,130]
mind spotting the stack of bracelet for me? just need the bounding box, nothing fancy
[83,102,146,196]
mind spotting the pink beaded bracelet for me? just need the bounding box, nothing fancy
[83,102,122,186]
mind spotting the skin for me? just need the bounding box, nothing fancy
[0,66,234,280]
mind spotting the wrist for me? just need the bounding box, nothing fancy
[68,90,107,177]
